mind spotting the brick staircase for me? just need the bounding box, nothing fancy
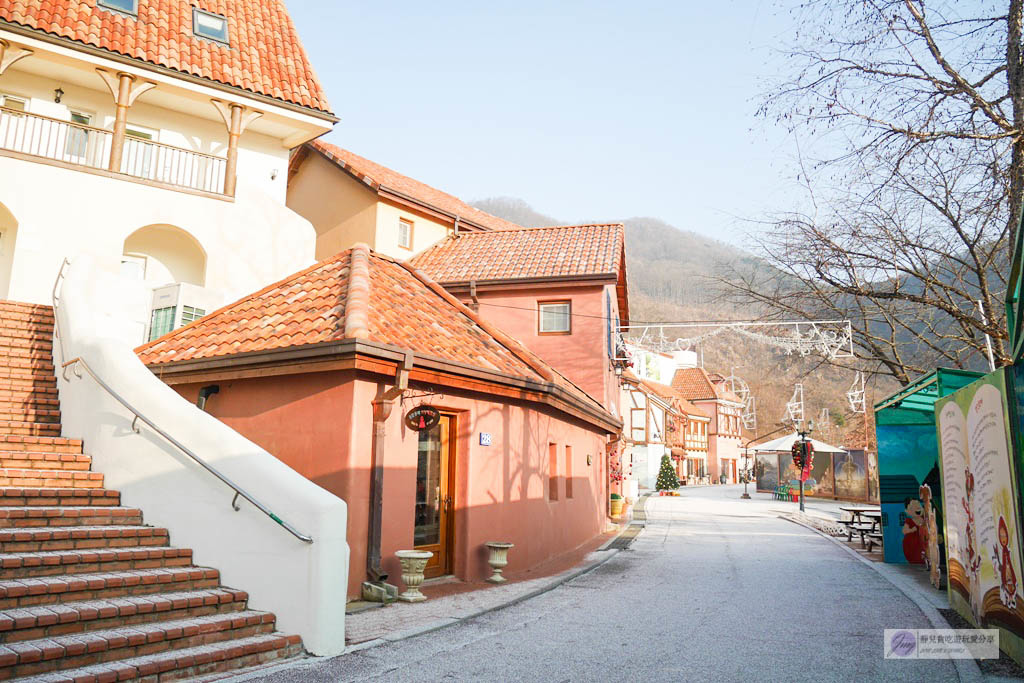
[0,301,303,681]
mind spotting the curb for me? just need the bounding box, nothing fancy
[216,543,625,682]
[783,515,983,683]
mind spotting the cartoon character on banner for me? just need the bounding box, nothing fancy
[962,468,982,615]
[920,484,941,588]
[902,497,927,565]
[992,516,1018,610]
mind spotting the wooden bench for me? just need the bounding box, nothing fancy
[864,531,883,552]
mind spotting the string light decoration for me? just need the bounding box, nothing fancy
[617,320,853,361]
[847,371,866,413]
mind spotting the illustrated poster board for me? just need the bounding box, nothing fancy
[937,368,1024,664]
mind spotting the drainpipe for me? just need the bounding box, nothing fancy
[367,350,413,582]
[469,280,479,312]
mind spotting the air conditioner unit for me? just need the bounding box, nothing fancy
[148,282,222,342]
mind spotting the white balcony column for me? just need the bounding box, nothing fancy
[96,69,156,172]
[0,39,33,76]
[211,100,261,197]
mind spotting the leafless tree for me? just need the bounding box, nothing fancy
[728,0,1023,383]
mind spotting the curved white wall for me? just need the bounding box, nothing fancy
[123,224,208,287]
[54,256,349,656]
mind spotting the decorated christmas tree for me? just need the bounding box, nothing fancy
[656,454,680,491]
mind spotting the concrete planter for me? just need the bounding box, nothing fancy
[484,542,514,584]
[395,550,433,602]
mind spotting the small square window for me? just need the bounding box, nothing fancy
[398,218,413,249]
[98,0,138,15]
[0,95,27,113]
[181,306,206,325]
[149,307,175,341]
[193,9,229,44]
[538,301,571,334]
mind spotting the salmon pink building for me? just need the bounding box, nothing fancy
[138,244,621,599]
[671,366,744,483]
[411,223,629,417]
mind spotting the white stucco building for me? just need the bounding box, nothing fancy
[0,2,335,341]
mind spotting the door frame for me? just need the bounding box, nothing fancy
[416,412,457,578]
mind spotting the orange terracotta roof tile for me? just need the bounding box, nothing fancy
[670,367,742,404]
[136,245,612,421]
[0,0,331,114]
[637,378,709,418]
[309,140,520,231]
[411,223,626,283]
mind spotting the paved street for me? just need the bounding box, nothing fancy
[255,485,957,682]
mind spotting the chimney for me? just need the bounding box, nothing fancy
[672,350,698,369]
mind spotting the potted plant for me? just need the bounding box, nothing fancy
[610,492,624,517]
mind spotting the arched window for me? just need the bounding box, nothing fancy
[121,224,207,287]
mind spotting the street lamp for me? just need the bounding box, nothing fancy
[795,419,815,512]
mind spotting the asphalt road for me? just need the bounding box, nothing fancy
[255,485,957,682]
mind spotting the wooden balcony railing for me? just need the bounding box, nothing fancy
[0,106,228,196]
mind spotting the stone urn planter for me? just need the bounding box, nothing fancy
[395,550,433,602]
[484,541,514,583]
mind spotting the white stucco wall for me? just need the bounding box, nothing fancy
[54,256,349,655]
[0,154,316,309]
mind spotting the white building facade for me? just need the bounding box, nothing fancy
[0,6,334,341]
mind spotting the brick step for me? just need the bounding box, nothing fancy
[0,583,244,641]
[0,345,54,362]
[0,525,165,553]
[0,507,142,529]
[11,632,302,682]
[0,470,102,491]
[0,436,82,455]
[0,610,275,678]
[0,317,53,334]
[0,396,61,412]
[0,546,192,579]
[0,454,90,472]
[0,420,61,436]
[0,565,222,614]
[0,366,55,382]
[0,380,57,396]
[0,409,61,424]
[0,300,53,317]
[0,337,53,355]
[0,488,119,508]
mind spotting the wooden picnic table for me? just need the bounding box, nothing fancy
[838,507,883,550]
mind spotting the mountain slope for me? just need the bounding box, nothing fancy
[472,196,888,448]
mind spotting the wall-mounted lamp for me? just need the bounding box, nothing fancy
[614,365,623,377]
[53,87,64,104]
[270,168,279,181]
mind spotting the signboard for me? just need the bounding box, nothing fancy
[936,368,1024,664]
[405,405,441,431]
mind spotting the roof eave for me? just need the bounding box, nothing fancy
[142,338,621,433]
[0,20,339,123]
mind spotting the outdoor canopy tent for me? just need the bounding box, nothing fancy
[873,368,983,564]
[751,433,846,454]
[752,433,872,501]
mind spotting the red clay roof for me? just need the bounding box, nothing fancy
[411,223,626,283]
[0,0,331,114]
[670,367,742,403]
[308,141,521,231]
[637,378,709,419]
[136,245,614,425]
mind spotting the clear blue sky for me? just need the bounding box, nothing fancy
[288,1,799,246]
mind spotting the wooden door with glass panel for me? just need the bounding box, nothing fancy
[414,414,455,578]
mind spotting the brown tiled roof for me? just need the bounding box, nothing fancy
[308,141,520,231]
[411,223,626,284]
[136,245,613,424]
[0,0,331,114]
[670,367,742,403]
[637,378,709,419]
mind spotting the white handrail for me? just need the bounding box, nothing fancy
[51,259,312,543]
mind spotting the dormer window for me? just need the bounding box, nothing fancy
[98,0,137,15]
[193,9,229,44]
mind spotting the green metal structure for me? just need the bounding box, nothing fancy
[1007,214,1024,364]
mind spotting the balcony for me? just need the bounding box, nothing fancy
[0,106,228,197]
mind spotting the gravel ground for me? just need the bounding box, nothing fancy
[250,485,957,682]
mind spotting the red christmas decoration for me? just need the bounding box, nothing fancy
[791,440,815,482]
